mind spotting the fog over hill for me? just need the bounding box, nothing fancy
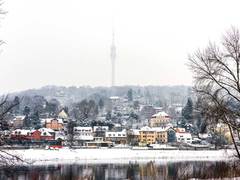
[8,85,192,106]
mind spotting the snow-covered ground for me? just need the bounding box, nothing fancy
[5,148,236,165]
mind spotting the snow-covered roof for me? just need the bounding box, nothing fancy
[140,126,155,132]
[105,130,127,137]
[151,127,170,132]
[109,96,120,100]
[41,131,52,136]
[58,109,68,119]
[114,123,121,127]
[38,128,55,133]
[152,111,169,118]
[13,116,25,121]
[74,127,92,131]
[176,132,192,138]
[12,129,32,135]
[93,126,109,132]
[199,133,211,139]
[44,118,63,124]
[130,129,140,136]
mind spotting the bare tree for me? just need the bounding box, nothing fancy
[0,96,25,166]
[189,27,240,159]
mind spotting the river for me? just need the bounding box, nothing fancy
[0,161,239,180]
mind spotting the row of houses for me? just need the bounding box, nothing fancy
[8,110,195,147]
[7,126,193,147]
[10,109,68,130]
[69,125,193,147]
[129,126,192,145]
[11,128,55,141]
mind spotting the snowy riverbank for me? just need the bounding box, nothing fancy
[5,148,236,165]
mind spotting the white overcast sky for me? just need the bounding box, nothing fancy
[0,0,240,93]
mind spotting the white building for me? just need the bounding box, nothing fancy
[105,130,127,138]
[11,129,32,136]
[105,129,127,144]
[176,132,192,144]
[73,127,94,141]
[93,126,109,132]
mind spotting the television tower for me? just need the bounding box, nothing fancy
[110,28,116,87]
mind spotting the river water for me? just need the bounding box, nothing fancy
[0,161,239,180]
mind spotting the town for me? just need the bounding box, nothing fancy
[0,87,233,150]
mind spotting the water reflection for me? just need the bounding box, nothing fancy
[0,161,239,180]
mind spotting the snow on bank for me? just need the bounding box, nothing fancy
[5,148,236,165]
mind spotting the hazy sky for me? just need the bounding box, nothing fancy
[0,0,240,93]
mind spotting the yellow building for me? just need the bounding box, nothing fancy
[58,109,68,119]
[149,112,170,127]
[139,126,157,145]
[215,123,232,143]
[156,131,168,143]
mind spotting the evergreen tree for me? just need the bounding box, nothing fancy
[98,99,104,110]
[45,98,60,117]
[67,119,76,147]
[23,106,30,116]
[127,89,133,101]
[12,96,20,114]
[182,97,193,122]
[31,111,41,129]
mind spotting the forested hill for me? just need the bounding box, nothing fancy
[9,85,192,106]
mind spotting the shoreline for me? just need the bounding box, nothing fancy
[5,148,236,166]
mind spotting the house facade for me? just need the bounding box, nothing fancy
[45,118,63,131]
[139,126,156,145]
[12,116,25,129]
[105,130,127,144]
[176,132,192,144]
[73,127,94,145]
[11,129,54,141]
[93,126,109,138]
[149,112,170,127]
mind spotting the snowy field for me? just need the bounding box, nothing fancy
[4,148,236,165]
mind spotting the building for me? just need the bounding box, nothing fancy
[149,112,170,127]
[105,129,127,144]
[139,126,157,145]
[152,127,168,143]
[11,129,54,141]
[58,109,68,123]
[11,129,32,140]
[215,123,232,143]
[127,129,140,145]
[174,127,186,133]
[176,132,192,144]
[12,116,25,129]
[73,127,94,145]
[39,128,55,140]
[85,137,113,147]
[45,118,63,131]
[93,126,109,138]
